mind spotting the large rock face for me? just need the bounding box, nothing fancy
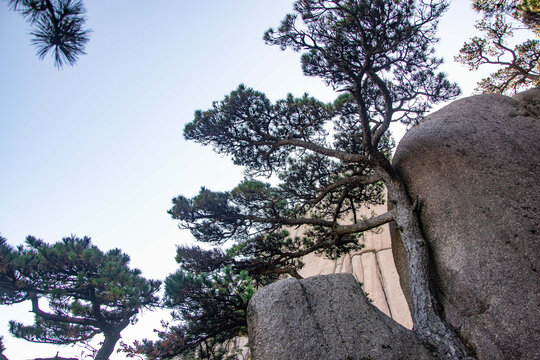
[392,89,540,359]
[296,201,413,329]
[247,273,434,360]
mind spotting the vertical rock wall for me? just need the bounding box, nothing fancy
[296,201,413,329]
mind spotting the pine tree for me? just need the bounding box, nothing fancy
[456,0,540,93]
[4,0,90,67]
[0,336,7,360]
[124,259,254,360]
[159,1,473,359]
[0,235,160,360]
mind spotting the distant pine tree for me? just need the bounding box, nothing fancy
[0,336,7,360]
[0,235,160,360]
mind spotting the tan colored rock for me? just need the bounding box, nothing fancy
[317,262,336,275]
[334,255,344,273]
[297,252,334,277]
[376,249,413,328]
[340,253,352,273]
[358,205,392,252]
[228,336,250,359]
[351,254,364,283]
[290,189,412,329]
[360,252,390,316]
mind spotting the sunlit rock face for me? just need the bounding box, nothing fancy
[295,200,413,329]
[247,274,433,360]
[392,89,540,360]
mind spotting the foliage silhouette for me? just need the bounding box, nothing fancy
[0,235,160,360]
[4,0,90,67]
[456,0,540,93]
[148,1,472,359]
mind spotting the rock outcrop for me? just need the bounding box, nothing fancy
[296,201,413,329]
[392,89,540,359]
[247,273,434,360]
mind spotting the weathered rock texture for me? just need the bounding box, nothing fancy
[392,89,540,360]
[227,336,249,359]
[247,273,434,360]
[230,202,410,359]
[296,201,413,329]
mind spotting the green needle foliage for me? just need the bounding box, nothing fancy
[5,0,90,68]
[456,0,540,93]
[0,337,6,359]
[0,235,160,360]
[163,267,253,358]
[153,1,470,359]
[125,264,254,360]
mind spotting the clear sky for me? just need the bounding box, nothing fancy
[0,1,502,358]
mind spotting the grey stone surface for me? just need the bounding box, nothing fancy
[247,273,433,360]
[391,89,540,360]
[295,198,413,329]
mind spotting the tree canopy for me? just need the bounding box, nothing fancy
[152,1,472,359]
[456,0,540,93]
[4,0,90,67]
[0,235,160,360]
[123,265,254,360]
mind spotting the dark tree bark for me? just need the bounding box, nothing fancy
[95,330,122,360]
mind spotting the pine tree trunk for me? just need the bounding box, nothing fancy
[384,173,472,360]
[94,331,121,360]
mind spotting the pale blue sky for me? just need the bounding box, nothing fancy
[0,1,502,358]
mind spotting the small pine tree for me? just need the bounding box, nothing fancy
[0,235,160,360]
[129,260,254,360]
